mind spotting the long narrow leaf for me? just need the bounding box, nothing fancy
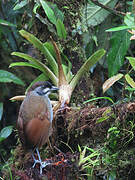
[70,49,106,91]
[44,42,56,59]
[80,152,99,165]
[9,62,39,69]
[40,0,57,25]
[0,70,25,86]
[56,19,67,39]
[19,30,58,75]
[106,25,135,32]
[11,52,58,85]
[0,19,16,27]
[83,96,114,104]
[102,73,124,93]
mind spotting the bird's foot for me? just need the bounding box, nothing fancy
[40,161,51,174]
[32,159,51,174]
[57,104,71,114]
[32,159,40,168]
[32,149,51,174]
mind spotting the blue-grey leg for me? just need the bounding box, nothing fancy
[36,148,42,162]
[61,100,66,108]
[32,150,40,168]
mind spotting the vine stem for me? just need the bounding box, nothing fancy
[90,0,126,17]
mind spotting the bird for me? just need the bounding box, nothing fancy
[17,81,59,174]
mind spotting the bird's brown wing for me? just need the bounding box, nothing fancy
[17,94,52,150]
[25,115,51,148]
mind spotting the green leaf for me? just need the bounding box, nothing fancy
[44,41,72,82]
[0,126,13,143]
[80,150,99,166]
[62,64,68,76]
[125,74,135,88]
[85,147,95,153]
[44,42,56,59]
[107,30,131,77]
[126,57,135,71]
[96,107,113,123]
[81,0,118,27]
[108,127,117,133]
[97,116,109,123]
[19,30,58,76]
[102,73,124,93]
[0,102,3,121]
[70,49,106,91]
[106,25,135,32]
[11,52,58,85]
[50,3,64,22]
[9,62,39,69]
[33,3,40,14]
[124,13,134,27]
[13,0,28,10]
[61,54,73,82]
[125,86,135,91]
[78,146,87,166]
[78,144,82,153]
[0,70,25,86]
[0,19,16,27]
[83,96,114,104]
[44,42,72,81]
[56,19,67,39]
[40,0,57,25]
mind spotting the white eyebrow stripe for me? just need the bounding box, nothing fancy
[42,88,50,94]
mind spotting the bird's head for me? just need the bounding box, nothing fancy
[27,81,59,96]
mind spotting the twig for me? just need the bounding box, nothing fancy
[90,0,126,17]
[54,146,63,154]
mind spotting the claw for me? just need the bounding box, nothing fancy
[40,161,51,174]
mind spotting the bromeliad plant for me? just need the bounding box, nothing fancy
[10,30,105,106]
[10,0,105,106]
